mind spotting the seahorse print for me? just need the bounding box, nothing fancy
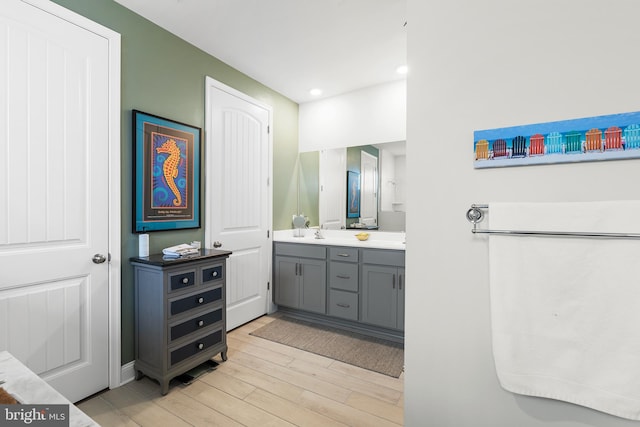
[156,138,182,206]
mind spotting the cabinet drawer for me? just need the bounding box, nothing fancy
[328,290,358,321]
[170,328,223,366]
[329,247,359,262]
[329,262,358,292]
[170,287,222,316]
[169,307,223,342]
[275,243,326,259]
[362,249,405,267]
[169,270,196,292]
[202,265,223,283]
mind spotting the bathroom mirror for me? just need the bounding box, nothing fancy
[297,141,406,231]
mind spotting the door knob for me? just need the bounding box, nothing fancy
[213,241,222,248]
[92,254,107,264]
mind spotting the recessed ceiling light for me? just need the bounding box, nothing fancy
[309,88,322,96]
[396,65,408,75]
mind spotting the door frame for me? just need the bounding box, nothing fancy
[24,0,122,391]
[204,76,274,315]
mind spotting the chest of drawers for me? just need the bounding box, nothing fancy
[131,249,231,395]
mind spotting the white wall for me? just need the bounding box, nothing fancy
[405,0,640,426]
[298,80,406,152]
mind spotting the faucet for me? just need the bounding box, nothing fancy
[315,225,325,239]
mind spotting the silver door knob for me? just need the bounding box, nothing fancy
[92,254,107,264]
[213,241,222,248]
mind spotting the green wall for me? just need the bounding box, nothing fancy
[298,151,319,227]
[52,0,299,364]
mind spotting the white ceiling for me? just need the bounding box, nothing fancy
[113,0,407,104]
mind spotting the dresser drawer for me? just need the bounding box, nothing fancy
[275,243,326,259]
[170,287,222,317]
[169,307,223,342]
[202,265,223,283]
[329,247,359,262]
[362,249,405,267]
[329,262,358,292]
[169,328,224,366]
[328,289,358,321]
[169,269,196,292]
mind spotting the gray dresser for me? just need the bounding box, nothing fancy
[131,249,231,395]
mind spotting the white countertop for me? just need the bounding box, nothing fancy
[0,351,98,427]
[273,229,405,250]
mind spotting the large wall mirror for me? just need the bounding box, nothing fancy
[298,141,406,232]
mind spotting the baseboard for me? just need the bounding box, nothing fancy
[120,361,136,386]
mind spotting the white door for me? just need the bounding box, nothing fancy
[0,0,117,402]
[360,151,378,226]
[205,77,272,331]
[319,148,346,230]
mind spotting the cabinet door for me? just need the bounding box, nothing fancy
[274,256,299,308]
[299,259,327,314]
[361,265,398,329]
[397,267,405,331]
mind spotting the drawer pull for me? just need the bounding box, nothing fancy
[198,320,204,327]
[337,253,350,257]
[211,271,218,277]
[197,343,204,350]
[182,277,189,284]
[337,303,351,308]
[336,275,350,279]
[198,297,204,304]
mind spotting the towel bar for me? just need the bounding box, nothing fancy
[466,204,640,239]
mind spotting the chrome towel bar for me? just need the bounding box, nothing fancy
[466,204,640,239]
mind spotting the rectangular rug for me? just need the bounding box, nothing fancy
[250,316,404,378]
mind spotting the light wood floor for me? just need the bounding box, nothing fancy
[78,315,404,426]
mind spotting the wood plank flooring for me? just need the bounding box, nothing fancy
[78,315,404,426]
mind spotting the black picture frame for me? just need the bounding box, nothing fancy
[132,110,201,232]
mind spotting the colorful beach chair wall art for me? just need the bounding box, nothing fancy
[473,111,640,168]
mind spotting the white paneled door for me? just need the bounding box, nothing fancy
[319,148,346,230]
[0,0,117,402]
[360,152,378,226]
[205,77,272,331]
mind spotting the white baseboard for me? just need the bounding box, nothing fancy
[119,361,136,386]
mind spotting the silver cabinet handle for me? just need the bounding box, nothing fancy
[336,275,350,279]
[392,274,396,289]
[182,277,189,284]
[399,274,403,290]
[197,343,204,350]
[198,320,204,327]
[198,297,204,304]
[337,303,350,308]
[337,253,350,257]
[212,271,218,277]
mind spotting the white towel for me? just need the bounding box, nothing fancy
[489,201,640,420]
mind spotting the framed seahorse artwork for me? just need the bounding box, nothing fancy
[133,110,201,232]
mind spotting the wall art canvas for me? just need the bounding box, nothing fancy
[133,110,201,232]
[347,170,360,218]
[474,111,640,168]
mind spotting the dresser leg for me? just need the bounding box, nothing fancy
[221,350,228,361]
[161,381,169,396]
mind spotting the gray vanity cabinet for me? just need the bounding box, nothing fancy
[361,249,405,330]
[274,243,327,314]
[131,250,231,395]
[328,247,359,320]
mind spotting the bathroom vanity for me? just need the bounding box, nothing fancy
[273,230,405,341]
